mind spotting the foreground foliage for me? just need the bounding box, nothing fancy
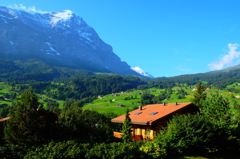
[155,114,220,155]
[24,141,149,159]
[1,85,240,158]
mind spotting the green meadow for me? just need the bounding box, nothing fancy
[0,82,65,109]
[83,84,240,115]
[0,83,14,106]
[1,82,240,116]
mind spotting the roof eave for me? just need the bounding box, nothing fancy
[111,120,151,125]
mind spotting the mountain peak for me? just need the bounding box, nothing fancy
[132,67,154,78]
[50,10,73,27]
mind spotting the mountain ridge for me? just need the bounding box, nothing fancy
[0,6,140,76]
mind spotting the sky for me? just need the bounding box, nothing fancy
[0,0,240,77]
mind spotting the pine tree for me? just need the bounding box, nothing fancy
[191,82,206,107]
[121,108,132,143]
[4,88,44,147]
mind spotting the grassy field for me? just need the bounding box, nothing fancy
[1,81,240,116]
[0,82,65,109]
[37,94,65,108]
[0,83,14,106]
[83,87,197,115]
[83,90,143,115]
[83,85,240,115]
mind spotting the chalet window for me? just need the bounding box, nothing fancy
[149,112,158,115]
[145,129,150,136]
[134,112,142,115]
[135,128,142,135]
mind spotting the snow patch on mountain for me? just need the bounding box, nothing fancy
[44,42,61,55]
[0,6,27,20]
[9,40,17,46]
[0,14,6,18]
[132,67,154,78]
[50,10,73,27]
[79,32,93,42]
[1,17,8,23]
[7,8,20,19]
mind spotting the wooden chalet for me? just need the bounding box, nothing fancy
[112,102,198,141]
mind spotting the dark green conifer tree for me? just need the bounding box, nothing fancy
[121,107,132,143]
[4,88,44,147]
[191,82,206,107]
[141,92,154,106]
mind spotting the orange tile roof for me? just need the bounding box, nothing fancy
[0,116,10,122]
[112,102,194,125]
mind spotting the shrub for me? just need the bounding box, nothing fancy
[24,141,91,159]
[85,142,150,159]
[155,113,219,156]
[139,141,165,158]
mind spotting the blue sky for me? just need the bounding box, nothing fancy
[1,0,240,77]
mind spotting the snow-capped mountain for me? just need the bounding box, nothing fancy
[132,67,154,78]
[0,6,139,76]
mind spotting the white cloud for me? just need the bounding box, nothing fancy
[208,43,240,70]
[8,4,47,13]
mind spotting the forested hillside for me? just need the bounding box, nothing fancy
[148,67,240,89]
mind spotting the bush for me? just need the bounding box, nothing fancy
[155,113,220,156]
[139,141,165,158]
[24,141,91,159]
[85,142,150,159]
[0,146,11,159]
[24,141,151,159]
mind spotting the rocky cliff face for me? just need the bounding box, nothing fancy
[0,6,139,75]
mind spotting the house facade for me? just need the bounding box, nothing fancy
[112,102,198,141]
